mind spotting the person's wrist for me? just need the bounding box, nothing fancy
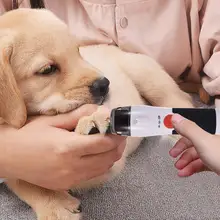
[0,126,19,178]
[0,131,8,178]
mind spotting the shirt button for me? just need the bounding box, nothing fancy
[120,17,128,28]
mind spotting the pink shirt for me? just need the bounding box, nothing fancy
[1,0,220,99]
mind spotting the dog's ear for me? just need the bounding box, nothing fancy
[0,32,27,128]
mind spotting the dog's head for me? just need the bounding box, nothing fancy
[0,9,109,128]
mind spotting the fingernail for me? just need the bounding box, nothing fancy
[78,204,82,213]
[172,114,185,124]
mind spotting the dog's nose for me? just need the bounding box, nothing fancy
[90,77,110,97]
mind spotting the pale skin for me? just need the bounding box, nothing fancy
[0,104,126,190]
[170,114,220,177]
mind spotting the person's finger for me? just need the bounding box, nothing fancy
[171,114,213,150]
[177,159,211,177]
[82,164,113,180]
[117,139,126,156]
[169,137,192,158]
[50,104,99,130]
[175,147,199,170]
[30,104,98,130]
[51,104,111,130]
[75,149,120,182]
[81,142,123,163]
[68,134,125,156]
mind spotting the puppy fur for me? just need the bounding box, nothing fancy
[0,8,194,220]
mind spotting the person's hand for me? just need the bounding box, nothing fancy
[0,104,126,190]
[169,114,220,177]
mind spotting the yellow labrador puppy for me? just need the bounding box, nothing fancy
[0,8,194,220]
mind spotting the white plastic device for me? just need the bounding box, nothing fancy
[110,105,220,137]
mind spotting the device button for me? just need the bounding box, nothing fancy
[164,114,173,129]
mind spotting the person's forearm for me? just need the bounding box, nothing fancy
[0,128,17,179]
[0,134,8,178]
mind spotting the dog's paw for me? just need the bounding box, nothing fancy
[37,192,82,220]
[75,106,110,135]
[38,209,81,220]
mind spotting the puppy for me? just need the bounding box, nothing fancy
[0,8,194,220]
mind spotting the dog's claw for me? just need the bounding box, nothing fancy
[65,207,81,214]
[75,106,111,135]
[106,124,111,134]
[78,204,82,213]
[106,117,110,123]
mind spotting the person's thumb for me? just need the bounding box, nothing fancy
[171,114,212,149]
[44,104,98,130]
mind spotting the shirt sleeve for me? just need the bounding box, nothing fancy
[199,0,220,97]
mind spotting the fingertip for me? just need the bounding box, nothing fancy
[177,159,206,177]
[169,145,184,158]
[175,159,187,170]
[177,171,185,177]
[90,133,120,151]
[177,166,194,177]
[177,169,192,177]
[106,133,126,145]
[171,114,185,125]
[169,149,180,158]
[169,138,191,158]
[116,140,126,158]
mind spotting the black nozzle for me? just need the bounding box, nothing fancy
[110,106,131,136]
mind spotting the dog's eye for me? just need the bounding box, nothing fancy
[37,65,58,75]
